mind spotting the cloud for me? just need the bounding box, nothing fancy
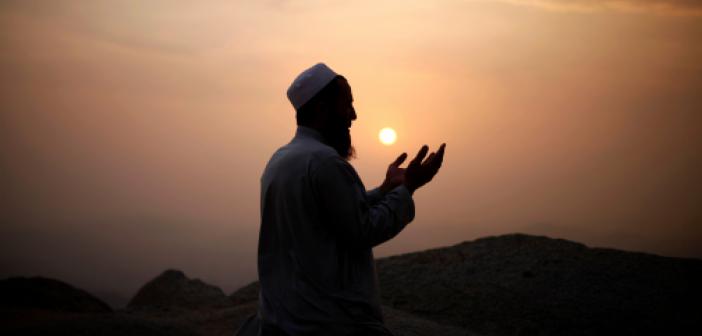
[494,0,702,15]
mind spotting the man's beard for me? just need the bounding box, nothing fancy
[321,123,355,160]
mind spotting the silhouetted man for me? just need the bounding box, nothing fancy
[236,63,445,336]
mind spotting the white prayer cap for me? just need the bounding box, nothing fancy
[287,63,339,110]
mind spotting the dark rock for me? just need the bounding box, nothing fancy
[127,269,233,310]
[376,233,702,336]
[1,310,199,336]
[1,270,243,336]
[6,234,701,336]
[229,281,259,305]
[0,276,111,313]
[383,305,477,336]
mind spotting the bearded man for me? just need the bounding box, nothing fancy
[236,63,446,336]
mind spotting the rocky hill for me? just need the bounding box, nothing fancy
[128,269,234,310]
[0,276,112,313]
[376,234,702,335]
[2,234,701,335]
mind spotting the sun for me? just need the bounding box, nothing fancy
[379,127,397,145]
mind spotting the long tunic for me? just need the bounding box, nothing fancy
[255,126,415,335]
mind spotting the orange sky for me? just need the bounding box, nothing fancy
[1,0,701,304]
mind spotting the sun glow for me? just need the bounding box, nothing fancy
[379,127,397,145]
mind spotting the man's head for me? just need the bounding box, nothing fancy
[287,64,357,160]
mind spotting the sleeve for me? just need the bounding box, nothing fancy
[365,187,384,205]
[312,157,415,249]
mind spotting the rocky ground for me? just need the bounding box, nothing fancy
[2,234,701,335]
[376,234,702,335]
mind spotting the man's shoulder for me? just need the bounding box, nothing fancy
[265,138,341,175]
[284,137,338,162]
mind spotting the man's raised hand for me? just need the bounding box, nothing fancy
[380,152,408,194]
[404,143,446,194]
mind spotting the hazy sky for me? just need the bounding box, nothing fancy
[1,0,701,305]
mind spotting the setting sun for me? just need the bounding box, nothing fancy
[379,127,397,145]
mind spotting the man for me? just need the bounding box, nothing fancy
[236,63,446,335]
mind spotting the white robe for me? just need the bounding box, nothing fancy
[236,126,415,336]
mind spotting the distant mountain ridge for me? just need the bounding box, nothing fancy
[2,233,701,335]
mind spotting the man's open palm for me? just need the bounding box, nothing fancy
[380,152,408,194]
[404,143,446,193]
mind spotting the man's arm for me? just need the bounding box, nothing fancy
[313,157,415,249]
[365,188,384,205]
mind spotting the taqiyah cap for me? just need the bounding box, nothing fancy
[287,63,338,110]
